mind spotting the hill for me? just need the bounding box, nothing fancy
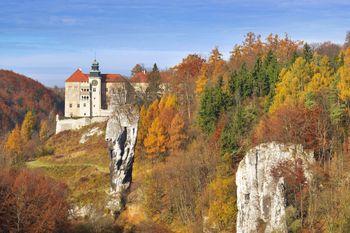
[26,123,110,208]
[0,70,64,135]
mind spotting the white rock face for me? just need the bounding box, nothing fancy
[105,104,139,215]
[236,142,314,233]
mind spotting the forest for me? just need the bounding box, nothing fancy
[2,32,350,232]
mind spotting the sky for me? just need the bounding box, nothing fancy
[0,0,349,87]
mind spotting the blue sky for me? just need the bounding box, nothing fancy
[0,0,349,87]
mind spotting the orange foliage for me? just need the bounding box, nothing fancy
[0,70,63,135]
[230,32,301,69]
[253,104,329,151]
[0,169,69,233]
[168,113,188,151]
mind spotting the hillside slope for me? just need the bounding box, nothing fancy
[26,123,110,209]
[0,70,64,135]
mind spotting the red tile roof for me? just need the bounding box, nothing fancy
[102,74,128,83]
[130,72,148,83]
[65,69,128,83]
[66,69,88,82]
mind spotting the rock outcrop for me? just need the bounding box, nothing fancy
[105,88,139,215]
[236,142,314,233]
[79,126,103,144]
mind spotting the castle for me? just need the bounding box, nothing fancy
[56,60,148,133]
[64,60,148,118]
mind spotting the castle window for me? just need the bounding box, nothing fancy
[106,88,108,92]
[84,113,86,116]
[93,88,96,92]
[77,104,80,108]
[69,104,72,108]
[83,103,86,107]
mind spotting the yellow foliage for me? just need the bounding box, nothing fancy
[159,94,177,110]
[168,113,187,151]
[270,57,312,112]
[137,105,149,144]
[337,48,350,102]
[21,111,36,142]
[195,66,208,95]
[306,55,334,93]
[206,176,237,231]
[39,120,49,141]
[144,117,168,157]
[4,125,22,162]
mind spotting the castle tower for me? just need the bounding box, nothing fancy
[89,59,102,116]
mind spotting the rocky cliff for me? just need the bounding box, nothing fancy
[236,142,314,233]
[104,88,139,216]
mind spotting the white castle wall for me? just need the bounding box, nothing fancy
[56,115,108,134]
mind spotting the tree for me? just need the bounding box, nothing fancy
[337,48,350,102]
[306,55,334,95]
[20,111,35,142]
[173,54,205,120]
[220,105,258,155]
[344,31,350,49]
[39,120,49,141]
[168,113,187,152]
[144,117,168,157]
[270,57,312,112]
[0,169,69,233]
[131,63,145,76]
[263,50,280,96]
[145,63,161,104]
[195,64,209,95]
[314,41,341,61]
[198,85,228,134]
[303,43,313,62]
[208,47,226,84]
[4,125,22,165]
[254,104,330,154]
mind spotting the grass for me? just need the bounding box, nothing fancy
[26,122,111,207]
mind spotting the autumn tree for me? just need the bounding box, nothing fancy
[39,120,49,141]
[4,125,22,165]
[144,117,168,158]
[195,63,209,95]
[168,113,187,152]
[305,55,334,98]
[229,33,300,69]
[207,47,226,84]
[173,54,205,120]
[314,41,341,62]
[254,104,333,157]
[270,57,313,112]
[0,169,69,233]
[20,111,36,142]
[131,63,145,76]
[337,48,350,103]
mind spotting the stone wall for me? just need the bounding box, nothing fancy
[55,115,108,134]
